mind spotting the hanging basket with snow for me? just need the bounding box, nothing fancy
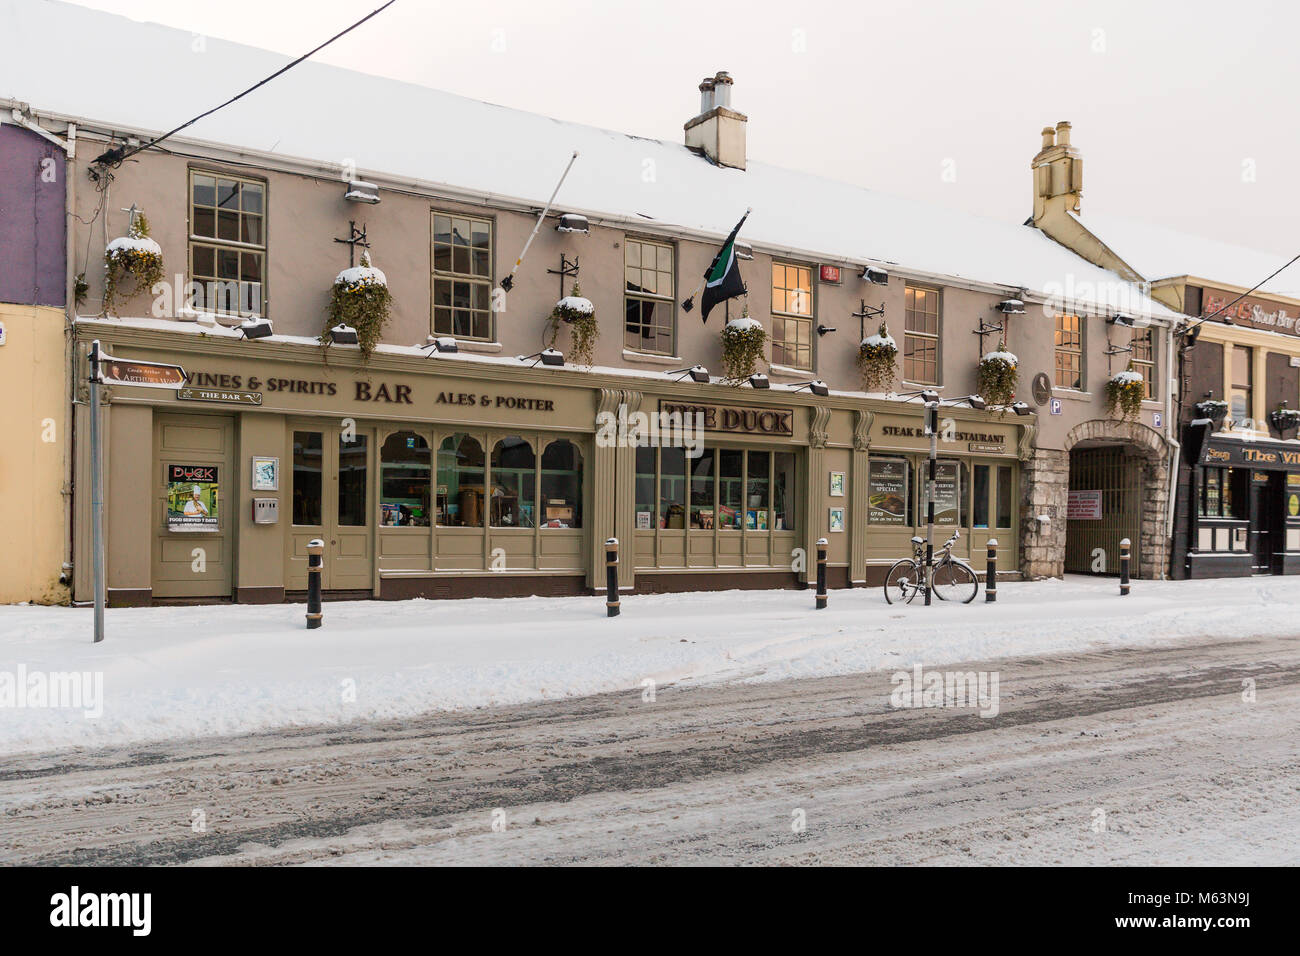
[977,344,1019,408]
[857,320,898,392]
[324,251,392,357]
[547,282,597,366]
[1106,365,1146,421]
[720,306,767,385]
[103,212,164,316]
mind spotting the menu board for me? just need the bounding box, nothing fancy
[868,458,909,525]
[932,461,960,526]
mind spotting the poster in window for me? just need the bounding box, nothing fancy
[932,461,960,526]
[868,458,908,525]
[166,464,219,531]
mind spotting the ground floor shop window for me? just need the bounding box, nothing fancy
[636,445,795,531]
[540,440,583,528]
[491,437,536,528]
[438,433,486,527]
[380,431,431,526]
[1200,467,1239,518]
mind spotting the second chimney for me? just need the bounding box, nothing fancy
[685,71,747,170]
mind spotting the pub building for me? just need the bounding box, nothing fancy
[8,5,1176,605]
[1025,120,1300,578]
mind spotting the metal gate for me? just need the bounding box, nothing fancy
[1065,446,1142,577]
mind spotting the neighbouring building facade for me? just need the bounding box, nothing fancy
[1,2,1178,605]
[0,117,70,604]
[1031,120,1300,579]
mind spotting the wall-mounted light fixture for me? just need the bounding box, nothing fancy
[520,348,564,367]
[748,373,770,389]
[998,299,1026,314]
[670,365,710,383]
[329,323,359,345]
[861,266,889,286]
[816,324,837,336]
[420,335,459,354]
[734,241,754,261]
[556,213,590,234]
[791,380,830,397]
[1009,401,1034,417]
[344,180,380,204]
[1108,313,1151,328]
[238,318,273,340]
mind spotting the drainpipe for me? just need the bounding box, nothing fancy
[62,124,77,594]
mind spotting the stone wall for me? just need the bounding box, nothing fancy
[1021,418,1173,581]
[1020,449,1068,579]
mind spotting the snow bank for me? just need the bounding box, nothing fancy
[3,575,1298,754]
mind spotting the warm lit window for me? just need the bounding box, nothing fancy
[1055,313,1083,389]
[432,213,493,340]
[190,171,265,316]
[771,262,813,370]
[624,238,674,354]
[380,432,432,527]
[904,285,940,384]
[1130,328,1156,399]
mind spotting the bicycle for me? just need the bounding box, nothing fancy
[882,529,979,604]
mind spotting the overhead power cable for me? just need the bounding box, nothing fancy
[1179,251,1300,336]
[92,0,399,167]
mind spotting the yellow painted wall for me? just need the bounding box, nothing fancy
[0,304,69,603]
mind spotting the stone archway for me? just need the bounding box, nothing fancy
[1021,419,1171,580]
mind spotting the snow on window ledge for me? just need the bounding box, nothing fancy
[622,349,681,365]
[451,339,503,354]
[768,362,814,377]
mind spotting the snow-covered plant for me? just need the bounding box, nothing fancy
[1106,364,1146,420]
[547,281,597,366]
[103,212,163,316]
[857,320,898,392]
[1270,404,1300,432]
[1194,398,1228,423]
[977,342,1019,408]
[720,303,767,384]
[325,250,392,357]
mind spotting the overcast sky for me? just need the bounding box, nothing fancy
[73,0,1298,259]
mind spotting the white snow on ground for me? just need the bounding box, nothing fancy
[0,574,1296,754]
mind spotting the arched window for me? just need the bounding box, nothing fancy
[380,431,431,526]
[437,433,485,527]
[540,440,583,528]
[491,437,536,527]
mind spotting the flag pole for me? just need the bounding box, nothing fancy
[499,151,579,292]
[682,207,751,312]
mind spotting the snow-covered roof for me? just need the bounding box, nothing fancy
[3,0,1176,319]
[1075,211,1300,300]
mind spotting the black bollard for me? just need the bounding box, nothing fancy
[1119,537,1131,596]
[605,537,620,617]
[306,538,324,629]
[985,538,998,603]
[815,537,828,610]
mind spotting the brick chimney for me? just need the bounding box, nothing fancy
[685,71,747,170]
[1031,120,1083,222]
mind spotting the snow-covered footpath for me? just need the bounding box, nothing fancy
[0,575,1296,754]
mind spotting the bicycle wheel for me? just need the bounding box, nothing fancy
[932,559,978,604]
[883,559,921,605]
